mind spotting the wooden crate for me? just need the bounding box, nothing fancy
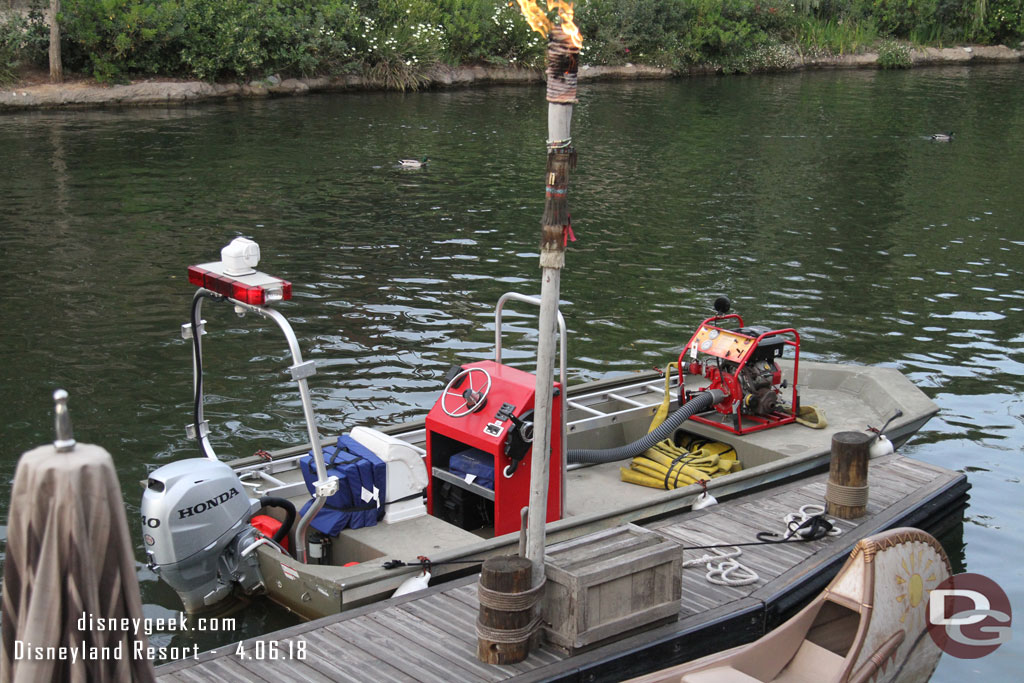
[542,523,682,653]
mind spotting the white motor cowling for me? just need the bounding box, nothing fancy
[141,458,264,612]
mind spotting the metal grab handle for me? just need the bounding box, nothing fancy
[190,290,327,564]
[493,292,569,517]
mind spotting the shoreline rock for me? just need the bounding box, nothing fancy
[1,46,1020,111]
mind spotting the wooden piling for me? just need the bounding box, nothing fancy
[825,431,872,518]
[476,556,537,664]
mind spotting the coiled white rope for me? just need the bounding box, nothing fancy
[683,546,759,586]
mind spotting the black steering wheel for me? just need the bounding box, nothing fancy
[440,367,492,418]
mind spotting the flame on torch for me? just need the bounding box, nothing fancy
[513,0,584,48]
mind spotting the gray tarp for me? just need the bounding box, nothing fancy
[1,442,155,682]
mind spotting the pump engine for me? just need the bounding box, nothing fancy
[678,299,800,435]
[141,458,265,613]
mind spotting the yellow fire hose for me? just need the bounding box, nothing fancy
[622,362,743,490]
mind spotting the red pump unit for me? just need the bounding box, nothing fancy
[677,306,800,436]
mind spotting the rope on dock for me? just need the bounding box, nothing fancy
[683,546,759,586]
[477,575,546,612]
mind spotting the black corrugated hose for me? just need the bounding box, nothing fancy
[566,389,727,464]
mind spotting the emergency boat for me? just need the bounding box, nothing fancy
[140,239,939,620]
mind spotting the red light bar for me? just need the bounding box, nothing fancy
[187,264,292,306]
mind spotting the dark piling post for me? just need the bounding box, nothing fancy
[825,431,872,518]
[476,556,540,664]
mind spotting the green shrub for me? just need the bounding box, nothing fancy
[7,0,1022,87]
[177,0,275,81]
[0,7,49,84]
[348,1,446,89]
[575,0,693,68]
[478,0,545,67]
[797,15,880,55]
[974,0,1024,43]
[682,0,798,71]
[300,1,363,76]
[877,37,912,66]
[175,0,362,81]
[59,0,179,82]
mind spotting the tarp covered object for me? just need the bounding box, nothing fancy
[1,442,155,682]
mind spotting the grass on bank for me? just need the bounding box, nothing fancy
[2,0,1023,87]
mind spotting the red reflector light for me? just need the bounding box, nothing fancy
[187,264,291,305]
[187,265,209,288]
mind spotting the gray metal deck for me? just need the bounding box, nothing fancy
[155,454,968,682]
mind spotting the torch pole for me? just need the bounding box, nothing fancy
[525,26,578,586]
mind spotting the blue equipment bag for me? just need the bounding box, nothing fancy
[449,448,495,490]
[298,434,386,536]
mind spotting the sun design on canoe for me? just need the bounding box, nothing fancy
[894,547,940,628]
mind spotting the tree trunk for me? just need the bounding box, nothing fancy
[49,0,62,83]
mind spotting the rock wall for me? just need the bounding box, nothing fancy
[1,48,1021,111]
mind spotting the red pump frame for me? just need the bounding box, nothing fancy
[676,314,801,435]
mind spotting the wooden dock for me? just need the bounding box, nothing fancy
[156,454,968,682]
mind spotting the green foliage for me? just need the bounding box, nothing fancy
[60,0,179,82]
[877,37,912,66]
[796,16,880,55]
[350,1,446,89]
[177,0,282,81]
[484,0,545,67]
[9,0,1024,86]
[973,0,1024,43]
[575,0,691,68]
[303,2,364,76]
[870,0,964,40]
[0,7,49,84]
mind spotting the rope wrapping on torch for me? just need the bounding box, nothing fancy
[542,147,576,228]
[539,25,580,269]
[546,27,579,104]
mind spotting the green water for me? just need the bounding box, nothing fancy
[2,65,1022,678]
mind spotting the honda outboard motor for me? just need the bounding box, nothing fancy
[141,458,264,612]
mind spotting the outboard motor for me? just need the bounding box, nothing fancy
[141,458,265,613]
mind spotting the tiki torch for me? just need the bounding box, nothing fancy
[524,21,581,585]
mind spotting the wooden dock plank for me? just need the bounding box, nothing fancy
[672,510,817,567]
[229,648,332,683]
[884,458,942,483]
[301,628,409,682]
[442,586,568,668]
[324,616,459,683]
[679,586,732,613]
[158,672,205,683]
[203,657,273,682]
[366,607,510,682]
[398,596,542,675]
[399,593,481,643]
[672,525,793,581]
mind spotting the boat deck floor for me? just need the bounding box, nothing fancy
[155,454,968,683]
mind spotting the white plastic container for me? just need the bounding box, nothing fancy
[350,426,428,524]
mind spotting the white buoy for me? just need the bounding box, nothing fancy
[693,491,718,510]
[392,570,431,597]
[869,434,894,457]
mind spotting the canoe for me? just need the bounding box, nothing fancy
[627,527,951,683]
